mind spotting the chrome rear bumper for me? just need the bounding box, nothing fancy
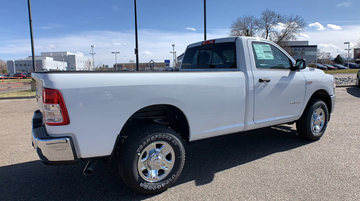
[32,110,78,165]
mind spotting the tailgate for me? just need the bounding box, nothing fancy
[32,73,44,112]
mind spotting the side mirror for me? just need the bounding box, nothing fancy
[293,59,306,70]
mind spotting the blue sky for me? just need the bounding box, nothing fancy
[1,0,359,65]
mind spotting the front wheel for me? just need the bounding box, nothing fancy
[118,125,185,195]
[296,98,329,141]
[356,75,360,88]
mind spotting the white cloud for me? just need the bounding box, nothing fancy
[112,6,119,10]
[302,25,360,57]
[327,24,342,30]
[186,27,196,31]
[309,22,325,31]
[336,2,351,7]
[142,51,153,55]
[44,44,58,49]
[273,23,286,32]
[297,33,310,40]
[112,42,129,46]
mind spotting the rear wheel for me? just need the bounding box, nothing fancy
[356,75,360,88]
[296,98,329,141]
[118,124,185,194]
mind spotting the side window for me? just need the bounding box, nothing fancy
[182,42,236,69]
[252,42,292,69]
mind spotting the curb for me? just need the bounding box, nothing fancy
[0,96,36,100]
[336,85,356,88]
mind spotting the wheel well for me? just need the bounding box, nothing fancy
[119,104,190,144]
[308,90,332,113]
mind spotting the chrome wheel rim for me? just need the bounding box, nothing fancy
[137,141,175,182]
[311,107,325,133]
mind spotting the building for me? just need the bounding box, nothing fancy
[285,41,317,64]
[354,48,360,64]
[7,51,91,73]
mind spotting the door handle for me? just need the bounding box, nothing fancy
[259,78,271,83]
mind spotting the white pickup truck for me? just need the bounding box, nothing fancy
[31,36,335,194]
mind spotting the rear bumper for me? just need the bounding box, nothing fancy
[31,110,78,165]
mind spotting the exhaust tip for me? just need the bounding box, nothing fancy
[83,160,97,176]
[83,169,93,176]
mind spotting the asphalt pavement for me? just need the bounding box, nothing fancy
[0,87,359,200]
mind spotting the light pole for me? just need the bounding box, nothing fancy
[344,42,351,68]
[13,60,15,73]
[204,0,207,41]
[27,0,36,72]
[170,44,176,68]
[111,52,120,71]
[134,0,139,71]
[90,45,96,70]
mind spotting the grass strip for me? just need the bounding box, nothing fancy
[323,69,359,74]
[0,90,35,98]
[1,78,32,83]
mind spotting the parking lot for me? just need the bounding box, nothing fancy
[0,87,359,201]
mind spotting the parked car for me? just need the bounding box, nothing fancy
[5,73,14,78]
[164,67,174,71]
[333,64,348,69]
[13,72,27,78]
[342,63,358,69]
[26,72,32,77]
[349,63,359,69]
[315,63,327,70]
[324,64,335,70]
[0,74,4,78]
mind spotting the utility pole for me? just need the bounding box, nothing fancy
[90,45,96,70]
[111,52,120,71]
[344,42,351,68]
[204,0,207,41]
[134,0,139,71]
[27,0,36,72]
[170,44,176,68]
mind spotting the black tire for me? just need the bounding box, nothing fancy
[296,98,329,141]
[118,124,185,195]
[357,75,360,88]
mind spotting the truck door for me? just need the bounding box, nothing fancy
[250,41,306,124]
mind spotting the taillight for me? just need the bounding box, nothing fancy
[42,88,70,126]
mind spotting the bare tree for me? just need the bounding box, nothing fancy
[257,9,281,40]
[230,9,306,47]
[316,49,331,63]
[340,50,353,61]
[0,59,7,74]
[272,15,306,47]
[84,59,92,70]
[355,39,360,48]
[230,15,258,37]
